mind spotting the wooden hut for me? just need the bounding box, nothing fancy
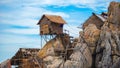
[37,14,66,35]
[11,48,40,67]
[82,13,107,30]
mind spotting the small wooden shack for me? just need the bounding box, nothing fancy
[11,48,40,67]
[83,13,107,30]
[37,14,66,35]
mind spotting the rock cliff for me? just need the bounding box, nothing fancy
[37,1,120,68]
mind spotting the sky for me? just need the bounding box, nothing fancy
[0,0,120,63]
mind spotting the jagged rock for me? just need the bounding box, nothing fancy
[43,56,54,65]
[111,58,120,68]
[37,2,120,68]
[70,43,92,67]
[83,24,100,54]
[37,37,64,58]
[95,21,120,68]
[43,55,65,68]
[108,2,120,26]
[46,47,55,56]
[95,25,112,68]
[59,34,92,68]
[47,57,63,68]
[62,34,92,68]
[60,60,81,68]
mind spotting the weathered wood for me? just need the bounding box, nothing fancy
[38,14,66,35]
[11,48,39,65]
[82,13,105,30]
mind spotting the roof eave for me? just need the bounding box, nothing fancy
[37,14,46,25]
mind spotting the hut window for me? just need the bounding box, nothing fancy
[60,24,63,28]
[49,28,51,33]
[41,31,43,34]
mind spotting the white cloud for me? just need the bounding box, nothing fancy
[64,24,82,38]
[20,0,115,10]
[1,0,116,36]
[0,5,69,34]
[0,34,39,44]
[0,33,42,63]
[1,18,39,28]
[4,28,39,35]
[0,0,15,4]
[0,6,69,25]
[1,0,116,10]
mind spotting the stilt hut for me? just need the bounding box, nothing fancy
[37,14,66,35]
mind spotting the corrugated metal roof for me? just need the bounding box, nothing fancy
[37,14,66,24]
[95,14,106,22]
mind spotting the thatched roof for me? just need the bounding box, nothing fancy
[37,14,66,24]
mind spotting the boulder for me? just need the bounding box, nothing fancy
[95,23,120,68]
[83,24,100,54]
[37,37,64,58]
[83,24,100,47]
[43,56,54,65]
[70,42,92,68]
[46,57,63,68]
[60,60,81,68]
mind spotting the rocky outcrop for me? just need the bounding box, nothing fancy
[36,1,120,68]
[108,2,120,26]
[95,24,112,68]
[43,56,64,68]
[37,37,64,58]
[83,24,100,54]
[94,2,120,68]
[83,24,100,47]
[61,34,92,68]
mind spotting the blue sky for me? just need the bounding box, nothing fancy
[0,0,119,63]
